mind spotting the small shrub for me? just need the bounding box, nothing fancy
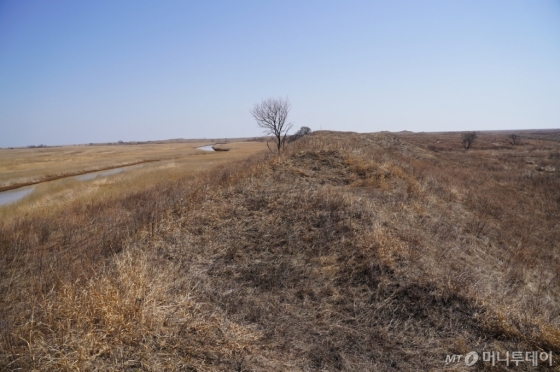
[507,134,521,146]
[461,132,477,150]
[288,126,312,143]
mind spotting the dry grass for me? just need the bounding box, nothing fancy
[1,130,559,370]
[0,140,262,190]
[0,141,266,220]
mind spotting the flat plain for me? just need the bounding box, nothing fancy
[0,140,263,190]
[0,140,267,219]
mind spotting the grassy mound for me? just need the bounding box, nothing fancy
[1,131,559,370]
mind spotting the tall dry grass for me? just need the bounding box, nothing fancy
[1,130,559,370]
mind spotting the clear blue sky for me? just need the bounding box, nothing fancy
[1,0,559,147]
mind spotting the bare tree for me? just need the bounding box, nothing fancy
[507,134,521,146]
[461,131,477,150]
[251,97,293,153]
[288,126,312,143]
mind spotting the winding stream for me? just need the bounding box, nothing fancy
[2,145,222,206]
[0,186,35,206]
[0,164,142,207]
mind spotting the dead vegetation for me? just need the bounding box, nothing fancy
[0,141,267,221]
[1,130,559,370]
[0,141,262,190]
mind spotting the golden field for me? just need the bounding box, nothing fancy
[0,140,266,220]
[1,130,560,370]
[0,140,262,190]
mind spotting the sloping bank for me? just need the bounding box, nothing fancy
[1,131,558,370]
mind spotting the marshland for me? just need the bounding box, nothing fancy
[0,140,263,218]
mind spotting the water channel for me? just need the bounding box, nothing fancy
[196,145,215,151]
[0,164,143,206]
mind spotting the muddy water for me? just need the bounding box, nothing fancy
[74,167,130,181]
[0,164,142,206]
[0,186,35,206]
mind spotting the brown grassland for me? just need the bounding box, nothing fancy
[1,130,560,370]
[0,141,265,220]
[0,140,256,191]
